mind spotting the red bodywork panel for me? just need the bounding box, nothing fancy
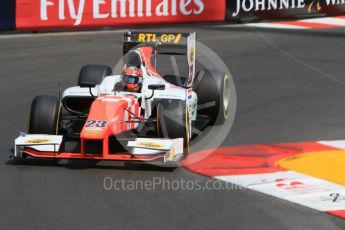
[137,47,160,76]
[80,95,139,157]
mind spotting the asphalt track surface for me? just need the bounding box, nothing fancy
[1,25,345,230]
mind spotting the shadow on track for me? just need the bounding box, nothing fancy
[6,158,177,172]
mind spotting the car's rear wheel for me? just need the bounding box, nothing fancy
[156,99,190,166]
[193,69,230,125]
[29,95,61,135]
[78,64,112,87]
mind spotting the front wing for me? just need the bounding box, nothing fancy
[14,134,183,163]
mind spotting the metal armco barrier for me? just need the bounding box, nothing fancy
[0,0,15,31]
[16,0,225,30]
[226,0,345,21]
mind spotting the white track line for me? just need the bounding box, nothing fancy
[301,17,345,26]
[216,171,345,212]
[240,16,345,30]
[244,22,308,29]
[0,29,127,40]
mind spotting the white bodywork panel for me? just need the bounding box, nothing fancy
[140,76,187,119]
[128,138,183,162]
[62,74,197,121]
[98,75,122,94]
[186,32,196,88]
[14,134,63,157]
[62,86,99,98]
[62,75,121,99]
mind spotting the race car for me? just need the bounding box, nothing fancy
[13,31,230,167]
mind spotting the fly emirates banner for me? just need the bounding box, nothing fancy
[16,0,226,29]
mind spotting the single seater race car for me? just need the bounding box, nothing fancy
[13,31,230,167]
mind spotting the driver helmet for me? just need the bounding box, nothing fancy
[121,66,143,92]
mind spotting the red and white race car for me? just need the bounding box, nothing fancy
[14,31,230,167]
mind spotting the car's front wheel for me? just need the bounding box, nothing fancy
[29,95,61,135]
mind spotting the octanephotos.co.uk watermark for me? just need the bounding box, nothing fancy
[103,177,243,191]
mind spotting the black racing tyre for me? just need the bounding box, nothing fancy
[29,95,61,135]
[193,69,230,125]
[78,64,112,87]
[157,99,190,155]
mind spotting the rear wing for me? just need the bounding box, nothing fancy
[123,31,196,87]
